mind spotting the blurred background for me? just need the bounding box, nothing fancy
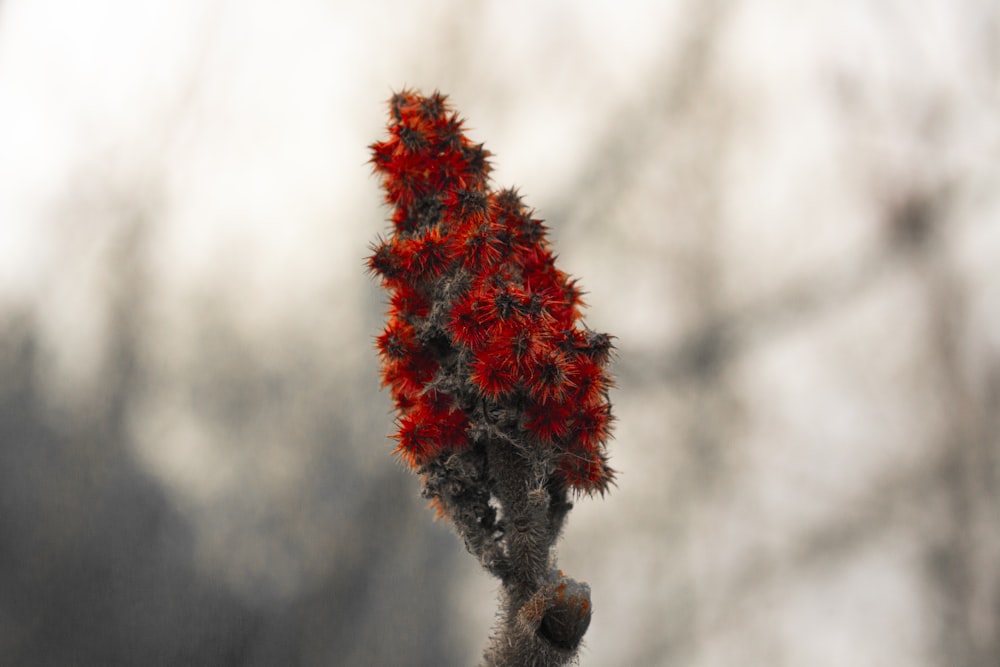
[1,1,998,665]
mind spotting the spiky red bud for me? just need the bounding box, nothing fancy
[367,89,615,495]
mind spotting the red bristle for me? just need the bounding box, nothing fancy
[527,349,574,404]
[388,284,429,320]
[571,401,614,452]
[469,353,518,401]
[376,319,417,362]
[524,400,573,444]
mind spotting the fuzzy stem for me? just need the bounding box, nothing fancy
[423,440,590,666]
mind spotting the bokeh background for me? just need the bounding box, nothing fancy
[1,1,998,665]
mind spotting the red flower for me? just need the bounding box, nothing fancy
[525,399,574,444]
[367,89,615,494]
[388,284,429,321]
[376,319,417,362]
[469,353,519,400]
[527,349,574,404]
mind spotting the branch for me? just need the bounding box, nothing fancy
[366,90,617,664]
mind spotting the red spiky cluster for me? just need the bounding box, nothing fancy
[367,89,614,494]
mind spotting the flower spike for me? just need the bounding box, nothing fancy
[366,89,617,666]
